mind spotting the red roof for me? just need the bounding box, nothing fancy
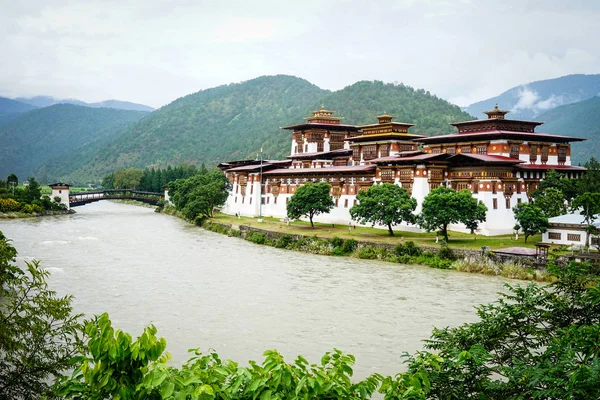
[493,247,538,256]
[516,164,586,171]
[416,130,585,143]
[448,154,524,164]
[281,122,361,131]
[451,119,543,127]
[370,153,449,163]
[264,165,375,175]
[288,149,352,160]
[226,160,291,172]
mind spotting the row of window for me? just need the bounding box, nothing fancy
[548,232,582,242]
[492,197,523,210]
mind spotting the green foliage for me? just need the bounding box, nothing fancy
[112,168,144,189]
[534,187,568,218]
[437,245,456,261]
[534,169,577,201]
[245,231,268,245]
[571,192,600,247]
[513,202,549,243]
[393,241,422,258]
[275,234,294,249]
[419,187,487,241]
[0,104,148,184]
[170,167,231,220]
[54,312,168,399]
[350,183,417,236]
[64,76,473,182]
[578,157,600,195]
[385,261,600,399]
[286,182,334,228]
[0,232,82,398]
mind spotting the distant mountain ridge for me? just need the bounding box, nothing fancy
[0,104,149,181]
[466,74,600,120]
[0,96,38,124]
[65,75,473,183]
[14,95,155,112]
[536,96,600,165]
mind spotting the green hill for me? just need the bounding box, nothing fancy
[69,75,473,182]
[536,96,600,165]
[0,96,38,125]
[0,104,149,182]
[466,74,600,120]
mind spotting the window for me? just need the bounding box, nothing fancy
[510,144,519,159]
[317,141,324,152]
[541,146,549,163]
[335,198,339,207]
[380,144,390,157]
[344,199,348,208]
[549,232,561,240]
[493,198,498,209]
[274,197,277,204]
[381,169,394,181]
[363,145,377,160]
[505,198,511,209]
[249,198,252,204]
[445,146,456,154]
[235,197,237,203]
[461,145,472,154]
[353,199,357,206]
[431,147,441,154]
[529,145,537,162]
[476,145,488,155]
[517,198,522,204]
[567,233,581,242]
[558,146,567,164]
[352,147,360,161]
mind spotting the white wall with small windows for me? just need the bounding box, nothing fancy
[542,213,600,246]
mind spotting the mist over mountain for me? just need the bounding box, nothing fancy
[466,74,600,120]
[15,95,155,112]
[64,75,472,183]
[0,96,38,124]
[0,104,149,181]
[536,96,600,165]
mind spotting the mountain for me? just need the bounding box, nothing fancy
[15,95,155,112]
[536,96,600,165]
[0,97,38,124]
[466,74,600,120]
[67,75,472,182]
[0,104,149,182]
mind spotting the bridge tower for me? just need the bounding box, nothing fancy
[49,182,71,210]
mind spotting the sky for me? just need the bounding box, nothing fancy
[1,0,599,109]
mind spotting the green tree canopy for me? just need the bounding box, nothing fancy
[286,182,335,228]
[113,168,144,190]
[513,202,549,243]
[534,187,567,218]
[418,187,487,241]
[0,231,82,398]
[578,156,600,195]
[534,169,577,201]
[571,192,600,247]
[350,183,417,236]
[170,168,231,221]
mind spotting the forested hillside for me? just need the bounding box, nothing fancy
[0,96,38,125]
[466,74,600,120]
[69,75,473,182]
[0,104,149,181]
[537,96,600,165]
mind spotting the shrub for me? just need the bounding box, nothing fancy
[245,231,267,245]
[275,234,294,249]
[394,241,423,257]
[357,246,387,260]
[437,244,456,260]
[330,237,344,248]
[340,239,358,254]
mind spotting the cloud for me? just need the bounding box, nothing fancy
[512,86,572,116]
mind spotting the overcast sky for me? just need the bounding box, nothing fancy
[1,0,599,109]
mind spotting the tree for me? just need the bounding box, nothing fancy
[24,177,42,204]
[170,168,231,220]
[381,261,600,399]
[534,169,577,200]
[577,156,600,196]
[101,172,115,189]
[350,183,417,236]
[287,182,334,228]
[534,187,567,218]
[0,232,82,398]
[571,192,600,248]
[113,168,144,190]
[418,187,487,242]
[513,202,549,243]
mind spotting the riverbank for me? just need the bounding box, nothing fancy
[0,209,74,219]
[160,207,555,282]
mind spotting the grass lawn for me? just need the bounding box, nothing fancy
[211,212,543,251]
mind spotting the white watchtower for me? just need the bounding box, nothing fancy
[49,182,71,210]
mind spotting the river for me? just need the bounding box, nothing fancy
[0,201,516,378]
